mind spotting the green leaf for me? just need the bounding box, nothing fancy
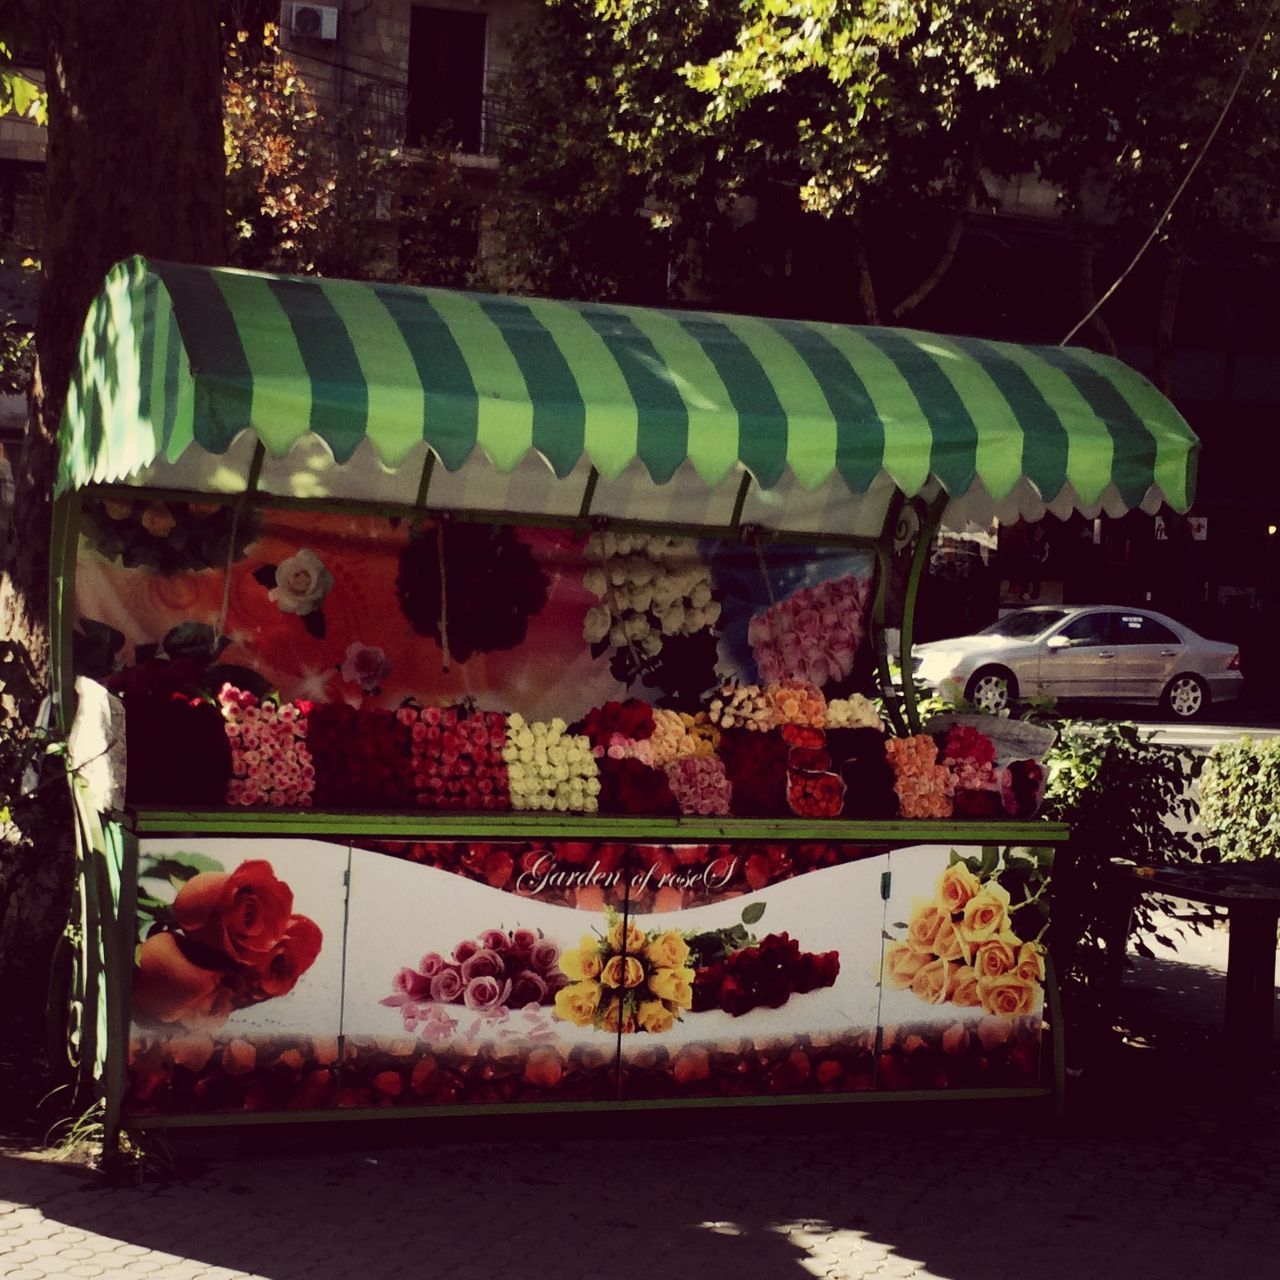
[139,851,224,881]
[740,901,766,926]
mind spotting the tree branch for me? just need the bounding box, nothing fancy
[890,211,965,321]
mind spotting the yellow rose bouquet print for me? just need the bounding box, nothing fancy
[882,848,1049,1017]
[555,911,696,1035]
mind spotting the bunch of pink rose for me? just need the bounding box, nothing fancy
[665,754,733,816]
[219,686,315,808]
[748,573,869,687]
[398,703,510,811]
[381,927,566,1035]
[941,725,999,793]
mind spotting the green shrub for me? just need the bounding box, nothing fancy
[1200,736,1280,861]
[1039,720,1202,1014]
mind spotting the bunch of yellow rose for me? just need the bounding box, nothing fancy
[553,912,695,1034]
[883,862,1044,1018]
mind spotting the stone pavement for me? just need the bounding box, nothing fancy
[3,919,1278,1280]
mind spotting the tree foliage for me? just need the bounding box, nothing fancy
[0,39,45,124]
[224,24,483,287]
[496,0,1062,314]
[497,0,1280,339]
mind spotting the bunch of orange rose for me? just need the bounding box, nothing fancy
[553,911,695,1034]
[884,734,954,819]
[883,862,1044,1017]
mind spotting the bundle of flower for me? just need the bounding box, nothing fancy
[882,862,1045,1017]
[397,523,548,661]
[748,573,869,688]
[835,733,899,820]
[598,757,679,815]
[939,724,1000,817]
[577,699,655,750]
[646,708,719,765]
[219,686,315,808]
[766,678,827,728]
[826,694,884,731]
[707,682,777,732]
[581,532,721,668]
[308,703,413,809]
[123,691,232,808]
[665,754,733,816]
[131,859,322,1031]
[691,931,840,1016]
[718,729,789,817]
[554,913,695,1035]
[504,714,601,812]
[1001,759,1046,818]
[81,495,257,574]
[399,703,510,811]
[382,927,566,1035]
[884,734,954,819]
[780,722,825,751]
[786,768,846,818]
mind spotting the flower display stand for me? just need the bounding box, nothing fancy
[50,257,1197,1138]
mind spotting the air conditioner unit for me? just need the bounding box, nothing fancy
[287,4,339,41]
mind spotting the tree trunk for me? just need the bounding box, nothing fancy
[850,219,880,324]
[0,0,226,1028]
[1151,242,1186,396]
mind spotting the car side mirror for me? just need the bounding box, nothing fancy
[1046,634,1071,649]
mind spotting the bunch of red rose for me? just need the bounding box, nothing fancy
[578,699,656,749]
[597,756,679,815]
[308,703,414,808]
[718,729,789,816]
[398,704,510,811]
[786,769,846,817]
[778,723,846,817]
[123,689,232,808]
[939,724,1000,816]
[692,932,840,1016]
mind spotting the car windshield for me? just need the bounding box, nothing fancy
[979,609,1071,639]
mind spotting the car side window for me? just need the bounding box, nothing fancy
[1113,613,1179,645]
[1056,613,1112,646]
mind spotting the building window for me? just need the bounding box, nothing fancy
[406,5,487,153]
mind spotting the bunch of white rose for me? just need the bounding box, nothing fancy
[503,714,601,812]
[581,531,720,656]
[826,695,884,731]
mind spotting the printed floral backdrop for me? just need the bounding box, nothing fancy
[125,838,1048,1116]
[75,501,876,725]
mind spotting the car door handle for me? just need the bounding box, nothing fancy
[1160,650,1177,657]
[1098,651,1116,659]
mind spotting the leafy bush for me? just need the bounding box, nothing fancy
[1039,720,1202,1011]
[1199,736,1280,861]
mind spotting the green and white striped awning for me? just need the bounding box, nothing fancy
[57,256,1198,533]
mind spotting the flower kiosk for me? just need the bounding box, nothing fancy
[50,257,1199,1139]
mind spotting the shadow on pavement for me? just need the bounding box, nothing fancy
[2,930,1277,1280]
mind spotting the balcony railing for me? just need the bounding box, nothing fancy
[347,79,521,158]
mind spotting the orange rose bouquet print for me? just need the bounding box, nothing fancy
[882,846,1049,1017]
[132,853,322,1031]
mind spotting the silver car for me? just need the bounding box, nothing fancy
[911,605,1243,720]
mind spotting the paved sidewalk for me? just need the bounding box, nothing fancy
[3,921,1278,1280]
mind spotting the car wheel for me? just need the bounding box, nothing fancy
[1162,673,1208,720]
[965,666,1018,714]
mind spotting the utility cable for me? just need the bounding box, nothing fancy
[1060,1,1277,347]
